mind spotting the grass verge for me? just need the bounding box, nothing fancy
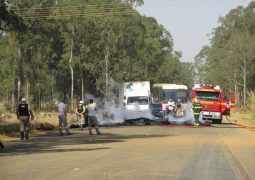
[231,109,255,126]
[0,112,77,140]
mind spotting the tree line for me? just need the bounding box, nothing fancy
[0,0,194,111]
[194,2,255,107]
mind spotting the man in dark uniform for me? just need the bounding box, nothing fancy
[192,98,202,126]
[16,98,34,140]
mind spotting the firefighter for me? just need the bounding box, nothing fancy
[175,99,184,117]
[192,98,202,126]
[16,98,34,140]
[75,101,85,130]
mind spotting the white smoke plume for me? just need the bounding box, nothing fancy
[168,102,206,125]
[84,78,125,125]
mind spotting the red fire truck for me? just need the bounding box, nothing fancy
[191,84,235,124]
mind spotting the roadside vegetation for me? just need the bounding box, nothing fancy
[0,0,194,112]
[230,91,255,125]
[1,1,255,136]
[0,105,75,136]
[194,2,255,107]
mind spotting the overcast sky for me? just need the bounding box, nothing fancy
[136,0,252,62]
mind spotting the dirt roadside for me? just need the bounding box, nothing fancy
[0,128,56,142]
[226,116,255,131]
[1,115,254,144]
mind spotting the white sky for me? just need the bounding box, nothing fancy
[136,0,252,62]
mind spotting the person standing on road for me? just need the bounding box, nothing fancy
[87,99,101,135]
[16,98,34,140]
[75,100,85,131]
[57,99,71,135]
[192,98,202,126]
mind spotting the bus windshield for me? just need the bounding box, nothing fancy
[163,89,188,103]
[196,91,219,101]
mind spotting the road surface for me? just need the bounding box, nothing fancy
[1,122,255,180]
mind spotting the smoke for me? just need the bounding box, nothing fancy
[124,108,154,121]
[99,98,125,125]
[168,102,206,125]
[83,78,125,125]
[85,79,209,126]
[83,78,156,125]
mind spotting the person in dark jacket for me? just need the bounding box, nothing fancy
[16,98,34,140]
[192,98,202,126]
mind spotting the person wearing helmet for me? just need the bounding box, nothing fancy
[192,98,202,126]
[75,100,85,131]
[16,97,34,140]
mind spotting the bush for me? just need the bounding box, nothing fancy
[3,103,12,112]
[34,122,55,130]
[248,91,255,119]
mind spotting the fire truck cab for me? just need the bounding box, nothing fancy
[191,84,235,124]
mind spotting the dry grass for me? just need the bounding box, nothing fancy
[0,110,78,137]
[230,92,255,126]
[231,109,255,125]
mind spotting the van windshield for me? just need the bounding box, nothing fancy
[127,96,149,105]
[196,91,219,101]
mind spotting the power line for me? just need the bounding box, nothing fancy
[18,11,138,20]
[10,4,138,20]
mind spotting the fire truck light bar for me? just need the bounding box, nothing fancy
[194,84,220,90]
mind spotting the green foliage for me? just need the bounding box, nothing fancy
[0,0,193,109]
[247,91,255,119]
[195,2,255,105]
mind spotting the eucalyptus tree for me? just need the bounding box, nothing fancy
[194,46,209,83]
[195,2,255,106]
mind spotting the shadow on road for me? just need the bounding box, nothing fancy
[0,130,171,156]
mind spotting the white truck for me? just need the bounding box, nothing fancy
[121,81,152,120]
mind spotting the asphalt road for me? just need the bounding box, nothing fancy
[1,122,255,180]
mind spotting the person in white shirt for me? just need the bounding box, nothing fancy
[167,99,175,113]
[57,99,71,135]
[87,99,101,135]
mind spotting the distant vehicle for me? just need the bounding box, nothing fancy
[121,81,152,120]
[191,83,235,124]
[152,83,189,113]
[151,103,164,119]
